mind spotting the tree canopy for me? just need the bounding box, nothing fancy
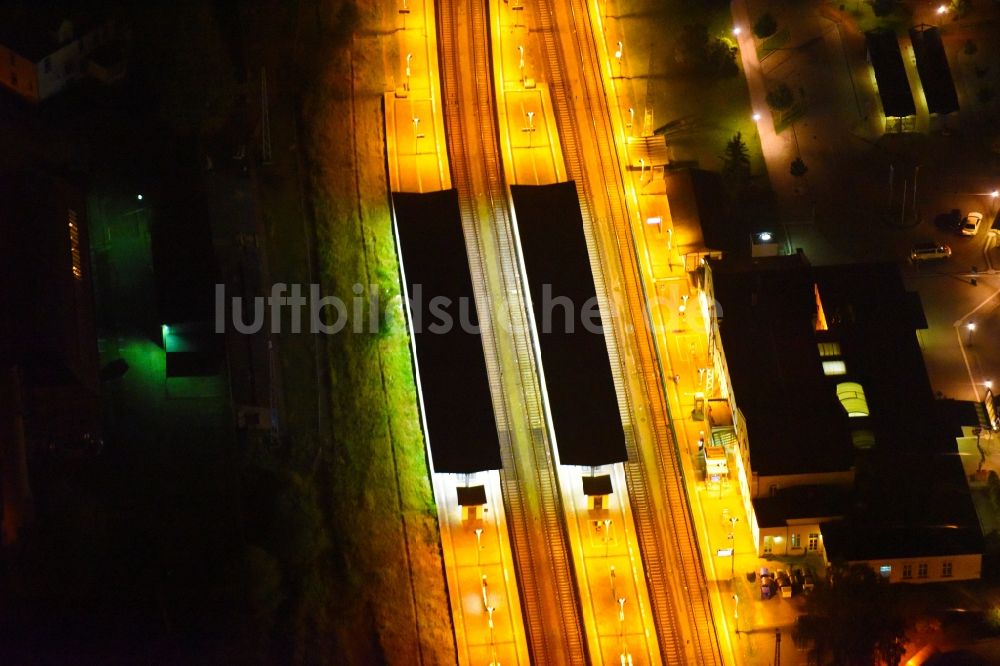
[794,564,907,665]
[721,132,751,185]
[673,24,739,78]
[753,12,778,39]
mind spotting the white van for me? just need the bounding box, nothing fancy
[910,242,951,262]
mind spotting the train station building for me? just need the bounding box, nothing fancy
[701,252,983,579]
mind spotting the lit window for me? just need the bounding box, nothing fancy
[917,562,927,578]
[68,210,82,280]
[790,533,800,549]
[807,533,819,551]
[818,342,841,357]
[879,565,891,578]
[823,360,847,376]
[836,382,869,417]
[902,564,912,579]
[942,561,952,578]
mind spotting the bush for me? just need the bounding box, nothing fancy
[766,83,795,111]
[753,12,778,39]
[674,24,739,78]
[871,0,897,17]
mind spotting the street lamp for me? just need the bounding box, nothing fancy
[752,112,761,122]
[614,41,623,76]
[475,527,483,568]
[936,4,948,15]
[399,0,411,29]
[518,45,525,84]
[986,380,994,390]
[523,110,537,149]
[732,594,739,633]
[405,52,412,91]
[967,321,976,347]
[610,565,617,601]
[728,516,739,578]
[604,518,613,557]
[732,26,742,36]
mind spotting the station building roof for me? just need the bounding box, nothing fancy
[909,25,959,115]
[865,29,916,118]
[753,484,851,529]
[510,183,626,466]
[821,521,983,561]
[393,190,500,473]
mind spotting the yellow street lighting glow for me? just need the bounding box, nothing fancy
[752,112,761,122]
[967,322,976,331]
[937,5,948,14]
[732,26,742,36]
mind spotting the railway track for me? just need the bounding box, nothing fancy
[527,0,724,663]
[436,0,588,662]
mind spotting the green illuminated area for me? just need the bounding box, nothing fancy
[300,78,454,666]
[251,4,453,659]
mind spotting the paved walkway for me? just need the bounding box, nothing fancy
[383,0,450,193]
[434,471,530,665]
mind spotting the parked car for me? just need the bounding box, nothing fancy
[802,571,816,593]
[792,568,805,588]
[960,211,984,236]
[910,241,952,262]
[776,570,793,598]
[759,567,774,599]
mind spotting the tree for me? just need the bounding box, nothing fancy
[753,12,778,39]
[950,0,972,18]
[794,564,907,665]
[673,23,739,78]
[988,470,1000,508]
[871,0,898,17]
[790,157,808,177]
[721,132,751,188]
[766,83,795,124]
[766,83,795,112]
[134,4,238,136]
